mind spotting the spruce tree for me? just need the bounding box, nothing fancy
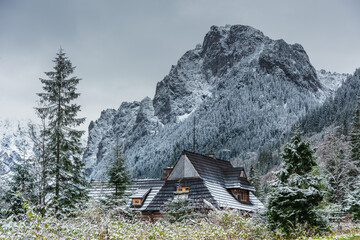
[267,128,325,234]
[36,48,87,216]
[107,137,131,200]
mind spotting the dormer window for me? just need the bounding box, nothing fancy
[176,186,190,193]
[230,189,250,203]
[238,190,249,202]
[132,198,142,205]
[131,188,151,207]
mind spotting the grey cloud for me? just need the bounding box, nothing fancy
[0,0,359,131]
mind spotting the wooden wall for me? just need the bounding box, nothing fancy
[141,211,163,222]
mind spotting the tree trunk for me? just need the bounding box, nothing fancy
[41,120,46,216]
[55,81,61,215]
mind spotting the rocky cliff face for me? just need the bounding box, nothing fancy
[83,25,347,179]
[316,69,349,99]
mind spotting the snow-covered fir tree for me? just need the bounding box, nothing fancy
[36,48,88,216]
[106,137,131,200]
[267,128,325,234]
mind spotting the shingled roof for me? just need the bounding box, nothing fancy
[222,168,254,191]
[182,151,255,191]
[129,150,264,212]
[144,178,216,211]
[128,179,165,211]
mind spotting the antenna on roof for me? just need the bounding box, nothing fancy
[115,134,120,159]
[222,149,231,161]
[193,116,196,152]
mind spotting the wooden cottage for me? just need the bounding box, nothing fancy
[129,150,264,221]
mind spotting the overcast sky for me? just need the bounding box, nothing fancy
[1,0,359,132]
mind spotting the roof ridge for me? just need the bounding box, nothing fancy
[132,178,163,181]
[182,149,231,163]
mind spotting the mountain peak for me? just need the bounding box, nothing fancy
[153,24,320,124]
[83,24,343,179]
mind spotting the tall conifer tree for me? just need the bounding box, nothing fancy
[36,48,87,215]
[267,128,325,234]
[107,136,131,201]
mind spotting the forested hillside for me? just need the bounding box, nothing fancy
[300,69,360,136]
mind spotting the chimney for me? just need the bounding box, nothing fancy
[161,167,173,180]
[206,153,216,159]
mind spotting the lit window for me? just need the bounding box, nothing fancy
[176,186,190,193]
[132,198,142,205]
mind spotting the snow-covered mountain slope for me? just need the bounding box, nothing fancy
[83,24,347,179]
[316,69,349,103]
[0,119,37,192]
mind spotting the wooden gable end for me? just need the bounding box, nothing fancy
[167,154,200,180]
[240,169,247,179]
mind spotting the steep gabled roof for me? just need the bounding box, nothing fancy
[182,151,261,210]
[182,151,254,190]
[167,153,200,180]
[182,151,228,183]
[129,151,263,212]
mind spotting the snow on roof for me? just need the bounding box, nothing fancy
[131,188,151,199]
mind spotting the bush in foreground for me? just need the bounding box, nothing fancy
[0,202,359,240]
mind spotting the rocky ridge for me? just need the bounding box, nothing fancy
[84,24,347,179]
